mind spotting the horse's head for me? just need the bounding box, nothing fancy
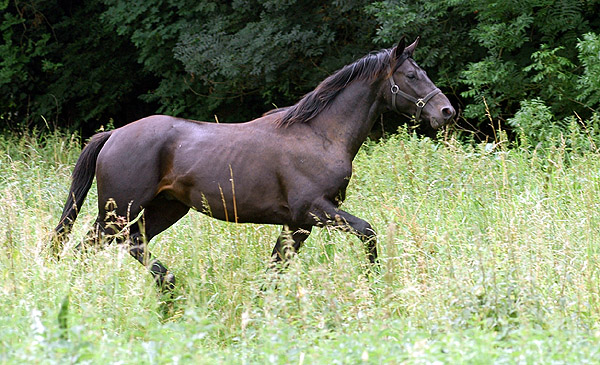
[386,37,455,129]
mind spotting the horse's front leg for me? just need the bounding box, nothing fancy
[270,225,312,269]
[311,199,378,266]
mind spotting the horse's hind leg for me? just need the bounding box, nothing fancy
[127,231,176,291]
[270,225,312,269]
[126,197,190,292]
[75,217,112,253]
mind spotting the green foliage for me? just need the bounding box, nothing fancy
[370,0,600,132]
[471,13,533,54]
[366,0,475,86]
[99,0,209,118]
[459,0,598,123]
[577,32,600,108]
[507,98,561,147]
[4,130,600,361]
[1,0,600,137]
[104,0,376,121]
[524,45,577,104]
[460,57,524,120]
[0,1,152,130]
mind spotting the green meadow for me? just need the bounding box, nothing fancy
[2,127,600,363]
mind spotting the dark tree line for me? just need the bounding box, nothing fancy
[2,0,599,138]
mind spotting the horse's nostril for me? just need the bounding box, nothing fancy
[442,106,455,120]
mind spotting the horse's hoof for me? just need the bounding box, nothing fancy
[163,273,176,291]
[155,272,176,293]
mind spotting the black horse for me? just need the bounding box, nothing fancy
[53,37,455,290]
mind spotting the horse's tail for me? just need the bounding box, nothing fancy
[54,131,112,238]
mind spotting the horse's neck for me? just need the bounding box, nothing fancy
[311,80,385,157]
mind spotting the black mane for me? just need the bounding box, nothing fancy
[276,48,395,127]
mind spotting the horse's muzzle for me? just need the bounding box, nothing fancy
[430,105,456,129]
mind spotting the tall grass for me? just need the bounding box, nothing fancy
[1,127,600,363]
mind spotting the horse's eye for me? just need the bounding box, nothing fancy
[406,72,416,80]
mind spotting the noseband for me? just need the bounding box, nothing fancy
[388,66,441,121]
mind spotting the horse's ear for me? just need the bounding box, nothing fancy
[405,36,420,57]
[392,36,407,61]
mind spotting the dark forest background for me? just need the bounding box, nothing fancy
[2,0,600,138]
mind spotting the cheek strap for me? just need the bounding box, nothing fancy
[388,70,441,121]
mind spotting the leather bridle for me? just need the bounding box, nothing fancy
[388,65,441,121]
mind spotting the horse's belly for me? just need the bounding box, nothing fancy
[165,170,291,225]
[194,192,291,225]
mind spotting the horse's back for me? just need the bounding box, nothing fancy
[94,115,289,221]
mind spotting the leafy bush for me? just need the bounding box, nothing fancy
[577,32,600,108]
[1,0,600,137]
[507,98,561,147]
[96,0,380,123]
[0,1,152,131]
